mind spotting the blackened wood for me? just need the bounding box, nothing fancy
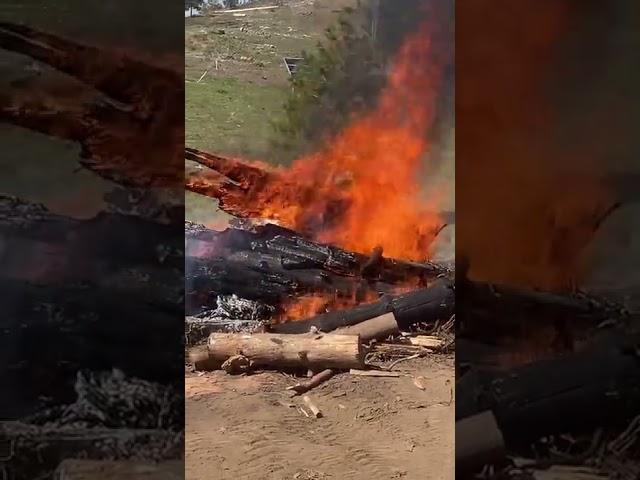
[455,335,640,443]
[269,280,454,334]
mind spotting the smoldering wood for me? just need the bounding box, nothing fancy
[196,332,365,371]
[269,279,454,334]
[455,334,640,443]
[0,422,182,480]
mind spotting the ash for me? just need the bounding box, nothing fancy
[186,295,271,344]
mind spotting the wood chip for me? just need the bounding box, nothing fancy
[349,369,401,377]
[408,336,444,349]
[413,376,427,390]
[302,395,322,418]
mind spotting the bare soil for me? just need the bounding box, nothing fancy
[186,355,454,480]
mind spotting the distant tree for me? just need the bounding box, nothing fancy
[223,0,239,9]
[270,0,453,164]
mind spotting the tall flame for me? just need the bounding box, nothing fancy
[243,22,446,261]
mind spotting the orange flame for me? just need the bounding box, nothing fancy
[240,23,447,261]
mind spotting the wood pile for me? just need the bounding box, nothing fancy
[186,220,455,402]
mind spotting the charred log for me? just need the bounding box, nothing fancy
[269,279,454,334]
[185,222,451,314]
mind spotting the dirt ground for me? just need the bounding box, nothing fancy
[186,355,454,480]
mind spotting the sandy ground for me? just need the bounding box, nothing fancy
[186,355,454,480]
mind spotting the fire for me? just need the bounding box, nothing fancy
[230,22,447,261]
[276,289,380,323]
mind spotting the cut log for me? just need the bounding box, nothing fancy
[408,336,446,350]
[269,279,454,334]
[197,332,364,371]
[455,411,506,477]
[334,312,399,341]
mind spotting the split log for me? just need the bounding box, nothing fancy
[197,332,365,371]
[456,333,640,443]
[269,279,454,334]
[455,411,506,477]
[334,312,399,341]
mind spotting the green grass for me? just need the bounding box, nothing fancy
[186,77,288,161]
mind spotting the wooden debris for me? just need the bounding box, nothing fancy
[408,335,445,350]
[413,376,427,390]
[193,332,364,371]
[286,369,334,395]
[349,369,401,377]
[302,396,322,418]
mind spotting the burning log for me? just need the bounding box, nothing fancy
[269,279,454,334]
[193,332,365,371]
[456,333,640,443]
[185,222,451,315]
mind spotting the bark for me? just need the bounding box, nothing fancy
[196,332,365,371]
[269,279,454,334]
